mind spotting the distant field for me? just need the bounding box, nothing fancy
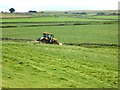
[89,15,118,20]
[2,16,117,23]
[2,17,88,22]
[1,13,31,18]
[2,41,118,88]
[2,24,118,44]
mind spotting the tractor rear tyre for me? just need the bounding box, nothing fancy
[40,39,48,44]
[52,40,59,45]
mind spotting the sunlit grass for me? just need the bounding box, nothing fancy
[2,41,118,88]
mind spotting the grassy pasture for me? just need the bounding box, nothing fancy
[2,17,88,22]
[2,41,118,88]
[2,16,117,23]
[1,13,32,18]
[89,15,118,19]
[2,24,118,44]
[2,12,119,88]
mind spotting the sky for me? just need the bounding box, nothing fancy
[0,0,120,12]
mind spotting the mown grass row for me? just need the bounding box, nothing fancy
[2,41,118,88]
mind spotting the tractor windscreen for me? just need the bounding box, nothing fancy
[43,34,47,37]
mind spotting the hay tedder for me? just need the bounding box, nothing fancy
[33,32,62,45]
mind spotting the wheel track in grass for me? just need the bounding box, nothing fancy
[3,46,117,73]
[3,49,117,87]
[22,57,114,87]
[4,51,117,78]
[24,59,115,87]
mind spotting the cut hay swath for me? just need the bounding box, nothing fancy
[1,38,119,47]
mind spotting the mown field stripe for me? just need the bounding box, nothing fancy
[2,41,118,88]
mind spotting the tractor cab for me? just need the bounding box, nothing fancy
[43,32,54,39]
[42,32,54,43]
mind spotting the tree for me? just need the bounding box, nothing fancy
[28,10,37,13]
[109,13,117,15]
[9,8,15,13]
[1,11,3,13]
[41,11,44,13]
[96,12,105,16]
[80,12,87,15]
[65,12,68,14]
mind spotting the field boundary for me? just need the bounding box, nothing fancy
[2,21,118,24]
[64,43,119,48]
[1,38,119,48]
[1,21,118,28]
[1,38,32,41]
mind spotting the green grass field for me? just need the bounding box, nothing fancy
[2,16,117,23]
[89,15,118,19]
[1,12,119,88]
[2,24,118,44]
[2,41,118,88]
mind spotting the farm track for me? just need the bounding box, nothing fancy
[1,38,119,47]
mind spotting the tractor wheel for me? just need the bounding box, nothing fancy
[36,38,41,41]
[52,40,59,45]
[40,39,48,44]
